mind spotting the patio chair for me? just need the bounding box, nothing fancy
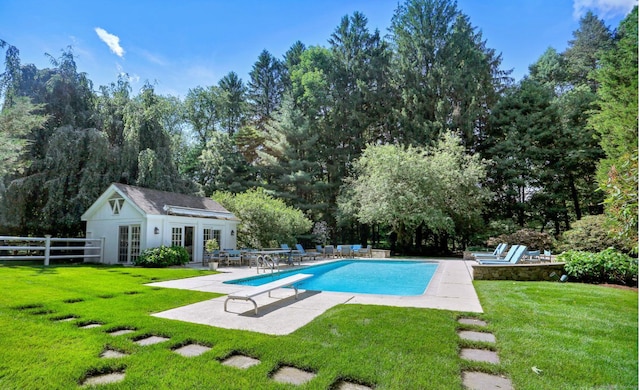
[477,245,528,265]
[357,245,372,257]
[224,250,243,266]
[540,250,553,262]
[524,250,541,262]
[473,243,508,259]
[315,245,325,258]
[324,245,335,258]
[339,245,352,258]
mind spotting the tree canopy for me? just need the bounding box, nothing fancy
[0,0,635,255]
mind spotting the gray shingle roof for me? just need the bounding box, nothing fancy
[113,183,232,216]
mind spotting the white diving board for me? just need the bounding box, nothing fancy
[224,273,313,315]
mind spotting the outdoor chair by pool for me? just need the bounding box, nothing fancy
[473,243,507,259]
[477,245,528,265]
[224,250,243,266]
[357,245,372,257]
[338,245,353,258]
[324,245,335,258]
[475,245,518,263]
[295,244,320,261]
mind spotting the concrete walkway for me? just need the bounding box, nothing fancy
[149,258,482,335]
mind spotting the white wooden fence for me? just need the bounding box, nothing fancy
[0,235,104,266]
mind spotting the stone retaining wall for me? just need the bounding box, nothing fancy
[371,249,391,258]
[472,262,566,281]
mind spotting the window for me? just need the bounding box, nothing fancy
[118,224,141,263]
[203,228,221,253]
[108,195,124,215]
[171,227,182,247]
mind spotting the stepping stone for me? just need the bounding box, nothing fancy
[135,336,169,346]
[221,355,261,369]
[56,316,78,322]
[80,323,102,329]
[335,381,374,390]
[108,329,135,336]
[271,366,316,385]
[81,372,125,387]
[100,349,129,359]
[458,318,488,327]
[460,348,500,364]
[458,331,496,343]
[173,344,211,357]
[462,371,513,390]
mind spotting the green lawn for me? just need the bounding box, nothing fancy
[0,265,636,389]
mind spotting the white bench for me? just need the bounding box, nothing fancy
[224,273,313,315]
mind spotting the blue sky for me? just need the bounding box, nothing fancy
[1,0,636,98]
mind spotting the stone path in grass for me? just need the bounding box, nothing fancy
[457,316,514,390]
[16,293,511,389]
[14,303,374,388]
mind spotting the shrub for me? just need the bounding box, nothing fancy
[559,248,638,286]
[487,228,555,251]
[557,214,624,253]
[134,246,190,268]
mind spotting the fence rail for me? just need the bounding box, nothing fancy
[0,235,104,266]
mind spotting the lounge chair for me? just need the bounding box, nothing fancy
[295,244,320,261]
[473,243,508,259]
[315,245,325,258]
[477,245,528,265]
[357,245,372,257]
[475,245,519,263]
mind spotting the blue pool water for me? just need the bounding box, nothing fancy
[224,260,438,296]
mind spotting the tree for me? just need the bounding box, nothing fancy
[590,7,638,253]
[218,72,246,136]
[342,132,488,253]
[212,188,312,248]
[121,83,192,193]
[389,0,507,148]
[528,47,568,93]
[563,11,613,90]
[184,85,221,146]
[0,97,47,176]
[484,79,562,229]
[247,50,284,130]
[198,131,253,194]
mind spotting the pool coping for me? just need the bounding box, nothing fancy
[148,258,483,335]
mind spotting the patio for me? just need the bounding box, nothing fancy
[148,258,482,335]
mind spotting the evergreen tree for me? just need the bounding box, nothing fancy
[247,50,284,130]
[218,72,246,136]
[563,11,613,91]
[590,7,638,252]
[389,0,507,148]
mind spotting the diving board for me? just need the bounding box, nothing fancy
[224,273,313,315]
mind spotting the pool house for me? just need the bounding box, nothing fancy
[81,183,239,265]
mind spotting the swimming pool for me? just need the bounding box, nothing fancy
[224,260,438,296]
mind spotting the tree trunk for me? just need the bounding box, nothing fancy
[568,174,582,220]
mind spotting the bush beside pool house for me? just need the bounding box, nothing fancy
[81,183,239,265]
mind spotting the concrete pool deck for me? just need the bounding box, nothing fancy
[148,258,483,335]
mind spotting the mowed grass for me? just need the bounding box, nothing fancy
[474,280,638,389]
[0,265,636,389]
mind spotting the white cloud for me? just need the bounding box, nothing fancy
[94,27,125,57]
[573,0,638,19]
